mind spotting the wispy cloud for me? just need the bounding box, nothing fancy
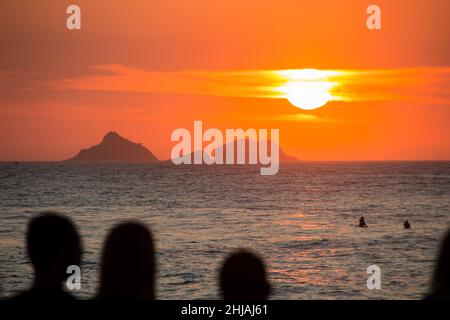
[55,64,283,98]
[53,64,450,105]
[272,114,339,123]
[0,70,48,91]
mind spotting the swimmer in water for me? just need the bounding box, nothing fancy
[359,216,368,228]
[404,220,411,229]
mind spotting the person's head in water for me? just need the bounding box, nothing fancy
[97,222,155,300]
[359,216,367,227]
[404,220,411,229]
[26,212,82,293]
[429,229,450,299]
[219,249,270,300]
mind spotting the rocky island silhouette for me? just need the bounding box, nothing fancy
[66,131,299,163]
[66,131,159,162]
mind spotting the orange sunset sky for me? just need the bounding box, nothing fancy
[0,0,449,161]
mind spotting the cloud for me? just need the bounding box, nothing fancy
[0,70,49,91]
[48,64,450,106]
[330,68,450,104]
[54,64,283,98]
[272,114,338,123]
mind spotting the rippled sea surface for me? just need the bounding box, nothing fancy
[0,162,449,299]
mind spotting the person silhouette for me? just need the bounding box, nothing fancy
[426,229,450,300]
[219,249,270,300]
[97,222,155,300]
[404,220,411,229]
[12,212,82,301]
[359,216,368,228]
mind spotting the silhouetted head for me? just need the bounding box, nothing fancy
[430,229,450,299]
[26,212,81,286]
[359,216,367,227]
[219,249,270,300]
[97,222,155,300]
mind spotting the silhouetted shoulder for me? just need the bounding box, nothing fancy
[10,289,76,302]
[427,229,450,300]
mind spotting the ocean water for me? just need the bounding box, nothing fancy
[0,162,449,300]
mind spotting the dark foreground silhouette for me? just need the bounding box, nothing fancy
[7,213,450,301]
[219,249,270,300]
[426,229,450,300]
[12,212,82,301]
[97,222,156,300]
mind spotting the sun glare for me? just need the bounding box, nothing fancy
[275,69,340,110]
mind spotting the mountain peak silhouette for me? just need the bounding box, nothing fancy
[102,131,122,142]
[66,132,159,162]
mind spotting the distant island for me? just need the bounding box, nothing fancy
[66,131,299,163]
[66,131,159,162]
[170,140,300,164]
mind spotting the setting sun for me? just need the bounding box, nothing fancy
[276,69,340,110]
[284,82,333,110]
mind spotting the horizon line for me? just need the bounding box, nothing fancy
[2,160,450,163]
